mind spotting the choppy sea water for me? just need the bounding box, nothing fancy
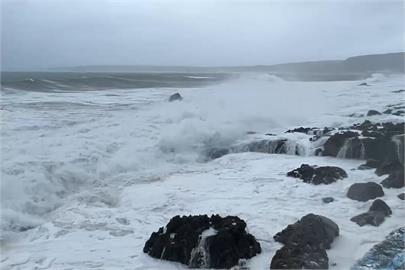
[1,72,404,269]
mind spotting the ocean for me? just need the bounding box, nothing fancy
[1,72,404,269]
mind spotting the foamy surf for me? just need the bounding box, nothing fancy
[1,73,404,269]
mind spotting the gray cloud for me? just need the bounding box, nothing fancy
[1,0,404,70]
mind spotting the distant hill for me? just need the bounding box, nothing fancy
[54,52,404,81]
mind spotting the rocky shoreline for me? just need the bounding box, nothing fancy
[143,94,404,269]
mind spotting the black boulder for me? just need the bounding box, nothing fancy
[350,199,392,227]
[346,182,384,202]
[287,164,347,185]
[143,215,261,268]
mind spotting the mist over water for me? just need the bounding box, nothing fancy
[0,74,351,238]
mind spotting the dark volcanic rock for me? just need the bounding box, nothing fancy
[350,199,392,227]
[375,160,403,176]
[392,89,405,93]
[323,131,359,157]
[358,159,380,170]
[322,197,334,204]
[286,127,313,134]
[367,110,382,116]
[287,164,347,185]
[274,214,339,250]
[168,92,183,102]
[346,182,384,202]
[351,227,405,270]
[398,193,405,200]
[383,108,393,114]
[381,169,404,188]
[270,244,329,269]
[358,82,369,86]
[271,214,339,269]
[143,215,261,268]
[369,199,392,215]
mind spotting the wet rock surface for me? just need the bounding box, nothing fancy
[287,164,347,185]
[346,182,384,202]
[351,227,405,270]
[322,131,359,157]
[274,214,339,250]
[398,193,405,200]
[350,199,392,227]
[271,214,339,269]
[322,197,334,204]
[271,244,329,269]
[168,92,183,102]
[381,169,404,188]
[367,110,382,116]
[143,214,261,268]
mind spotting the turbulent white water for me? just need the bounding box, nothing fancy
[1,73,404,269]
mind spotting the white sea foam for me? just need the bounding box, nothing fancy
[1,74,404,269]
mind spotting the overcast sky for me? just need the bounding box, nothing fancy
[1,0,404,70]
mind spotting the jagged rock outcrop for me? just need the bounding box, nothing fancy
[206,138,307,160]
[322,131,360,157]
[287,164,347,185]
[143,215,261,268]
[271,214,339,269]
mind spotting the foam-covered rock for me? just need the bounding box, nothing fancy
[351,227,405,270]
[322,131,359,157]
[143,215,261,268]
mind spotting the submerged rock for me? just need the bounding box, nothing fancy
[346,182,384,202]
[322,197,334,204]
[350,199,392,227]
[271,214,339,269]
[351,227,405,270]
[287,164,347,185]
[168,92,183,102]
[206,148,230,160]
[143,215,261,268]
[367,110,382,116]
